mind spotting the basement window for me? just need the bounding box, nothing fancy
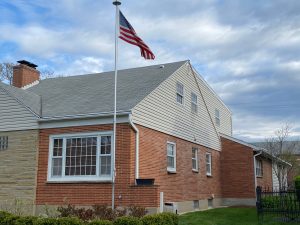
[48,132,113,182]
[0,136,8,151]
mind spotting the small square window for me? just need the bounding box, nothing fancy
[176,82,184,104]
[0,136,8,151]
[215,109,220,126]
[191,92,198,113]
[193,200,199,209]
[167,142,176,172]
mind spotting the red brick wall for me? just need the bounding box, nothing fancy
[256,157,273,190]
[138,125,222,202]
[220,137,256,198]
[36,123,159,207]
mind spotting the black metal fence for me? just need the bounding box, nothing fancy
[256,186,300,222]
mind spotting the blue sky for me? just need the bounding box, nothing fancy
[0,0,300,142]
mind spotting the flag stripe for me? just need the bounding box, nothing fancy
[119,10,155,60]
[119,31,150,49]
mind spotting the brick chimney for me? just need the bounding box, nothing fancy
[13,60,40,88]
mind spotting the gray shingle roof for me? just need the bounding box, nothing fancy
[0,81,41,116]
[28,60,187,118]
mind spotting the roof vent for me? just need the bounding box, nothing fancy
[17,60,38,69]
[159,65,165,69]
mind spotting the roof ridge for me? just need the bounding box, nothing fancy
[39,60,189,81]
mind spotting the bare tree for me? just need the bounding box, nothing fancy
[40,69,55,79]
[0,63,15,85]
[0,62,61,84]
[263,124,299,189]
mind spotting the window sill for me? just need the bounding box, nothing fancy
[167,170,177,174]
[206,174,212,177]
[192,169,199,173]
[256,175,263,178]
[46,180,112,184]
[47,176,112,183]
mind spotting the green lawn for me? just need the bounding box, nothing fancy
[179,207,300,225]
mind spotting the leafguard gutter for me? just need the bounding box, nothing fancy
[38,110,131,122]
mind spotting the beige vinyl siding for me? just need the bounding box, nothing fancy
[194,72,232,136]
[0,130,38,215]
[0,89,38,131]
[132,62,223,151]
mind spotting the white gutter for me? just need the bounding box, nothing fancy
[38,111,131,122]
[129,114,139,181]
[253,150,262,195]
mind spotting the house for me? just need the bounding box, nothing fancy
[254,141,300,188]
[0,60,285,215]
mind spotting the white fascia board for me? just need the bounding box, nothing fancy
[39,113,130,129]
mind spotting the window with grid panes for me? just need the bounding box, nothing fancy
[48,132,112,182]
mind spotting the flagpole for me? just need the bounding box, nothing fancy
[112,0,121,210]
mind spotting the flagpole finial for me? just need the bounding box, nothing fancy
[113,0,121,5]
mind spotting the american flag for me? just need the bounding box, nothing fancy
[119,10,155,60]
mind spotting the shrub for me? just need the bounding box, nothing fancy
[295,176,300,189]
[57,217,82,225]
[141,212,178,225]
[33,217,83,225]
[128,206,147,218]
[113,216,142,225]
[33,218,59,225]
[57,204,95,221]
[15,216,38,225]
[0,215,20,225]
[89,220,113,225]
[93,205,115,221]
[161,212,178,225]
[0,211,13,223]
[92,205,126,221]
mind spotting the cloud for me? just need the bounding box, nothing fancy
[0,0,300,142]
[0,24,113,58]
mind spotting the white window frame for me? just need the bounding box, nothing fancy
[47,131,113,182]
[192,147,199,172]
[167,142,176,173]
[191,92,198,114]
[256,158,263,177]
[176,82,184,104]
[215,109,220,126]
[206,153,212,176]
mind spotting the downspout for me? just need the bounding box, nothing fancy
[129,114,139,183]
[253,150,262,196]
